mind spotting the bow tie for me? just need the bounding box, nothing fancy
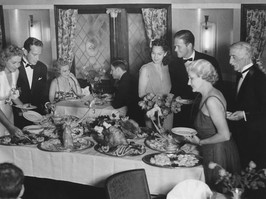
[25,64,34,69]
[183,58,193,63]
[237,66,252,78]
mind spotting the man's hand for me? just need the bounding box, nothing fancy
[227,111,244,121]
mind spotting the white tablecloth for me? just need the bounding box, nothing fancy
[0,138,205,195]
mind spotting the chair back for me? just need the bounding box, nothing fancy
[105,169,151,199]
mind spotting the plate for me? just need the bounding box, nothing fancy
[142,152,202,168]
[37,137,94,152]
[94,143,146,157]
[0,133,45,146]
[23,125,44,134]
[23,111,43,123]
[144,135,180,153]
[14,104,37,110]
[171,127,197,137]
[176,99,193,104]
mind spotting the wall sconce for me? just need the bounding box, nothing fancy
[200,15,216,56]
[28,15,42,40]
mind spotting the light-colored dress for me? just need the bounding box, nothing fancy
[139,62,171,96]
[0,71,18,136]
[139,62,172,129]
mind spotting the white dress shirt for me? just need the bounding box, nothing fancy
[23,61,33,89]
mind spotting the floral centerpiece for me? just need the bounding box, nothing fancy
[209,161,266,198]
[138,93,184,131]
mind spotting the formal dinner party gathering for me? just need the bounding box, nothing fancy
[0,1,266,199]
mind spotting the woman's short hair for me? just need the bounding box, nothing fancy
[187,59,219,85]
[0,45,23,71]
[53,58,70,77]
[0,163,24,199]
[151,38,171,65]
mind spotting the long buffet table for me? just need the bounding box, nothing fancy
[0,138,205,195]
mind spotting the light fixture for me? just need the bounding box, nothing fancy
[200,15,216,56]
[28,15,42,40]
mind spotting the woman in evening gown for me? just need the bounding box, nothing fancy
[186,59,240,190]
[49,58,82,103]
[0,45,25,137]
[138,38,172,130]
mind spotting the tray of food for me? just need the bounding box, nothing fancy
[37,137,94,152]
[94,143,146,157]
[144,134,180,153]
[142,152,202,168]
[0,132,45,146]
[14,104,37,110]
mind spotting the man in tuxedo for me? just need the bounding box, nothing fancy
[227,41,266,170]
[110,59,144,126]
[14,37,48,128]
[169,30,223,127]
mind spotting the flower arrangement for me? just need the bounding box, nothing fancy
[209,161,266,194]
[84,68,106,85]
[138,93,184,130]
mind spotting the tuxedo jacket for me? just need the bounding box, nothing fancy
[17,61,48,114]
[111,72,144,125]
[233,64,266,168]
[235,64,266,125]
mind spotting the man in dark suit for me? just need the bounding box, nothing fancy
[227,41,266,170]
[110,59,144,126]
[14,37,48,128]
[169,30,223,127]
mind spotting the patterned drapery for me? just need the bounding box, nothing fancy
[141,8,167,47]
[57,9,78,67]
[245,9,266,60]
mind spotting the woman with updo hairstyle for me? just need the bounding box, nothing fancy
[186,59,240,191]
[49,58,82,102]
[0,45,26,137]
[138,38,172,130]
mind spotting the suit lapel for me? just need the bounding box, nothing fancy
[19,63,31,90]
[236,65,254,100]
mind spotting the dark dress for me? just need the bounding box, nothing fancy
[194,96,240,189]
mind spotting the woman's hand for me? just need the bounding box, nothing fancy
[186,135,201,145]
[9,126,24,138]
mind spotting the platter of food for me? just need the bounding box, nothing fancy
[23,125,44,134]
[23,111,44,123]
[0,132,45,146]
[94,143,146,157]
[37,137,94,152]
[142,152,202,168]
[14,104,37,110]
[171,127,197,137]
[144,134,180,153]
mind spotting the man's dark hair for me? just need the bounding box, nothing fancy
[111,59,128,71]
[174,30,195,47]
[0,163,24,199]
[23,37,43,52]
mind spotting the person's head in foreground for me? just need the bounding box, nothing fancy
[0,163,24,199]
[187,59,219,93]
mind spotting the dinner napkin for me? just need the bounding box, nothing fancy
[81,86,91,96]
[167,179,213,199]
